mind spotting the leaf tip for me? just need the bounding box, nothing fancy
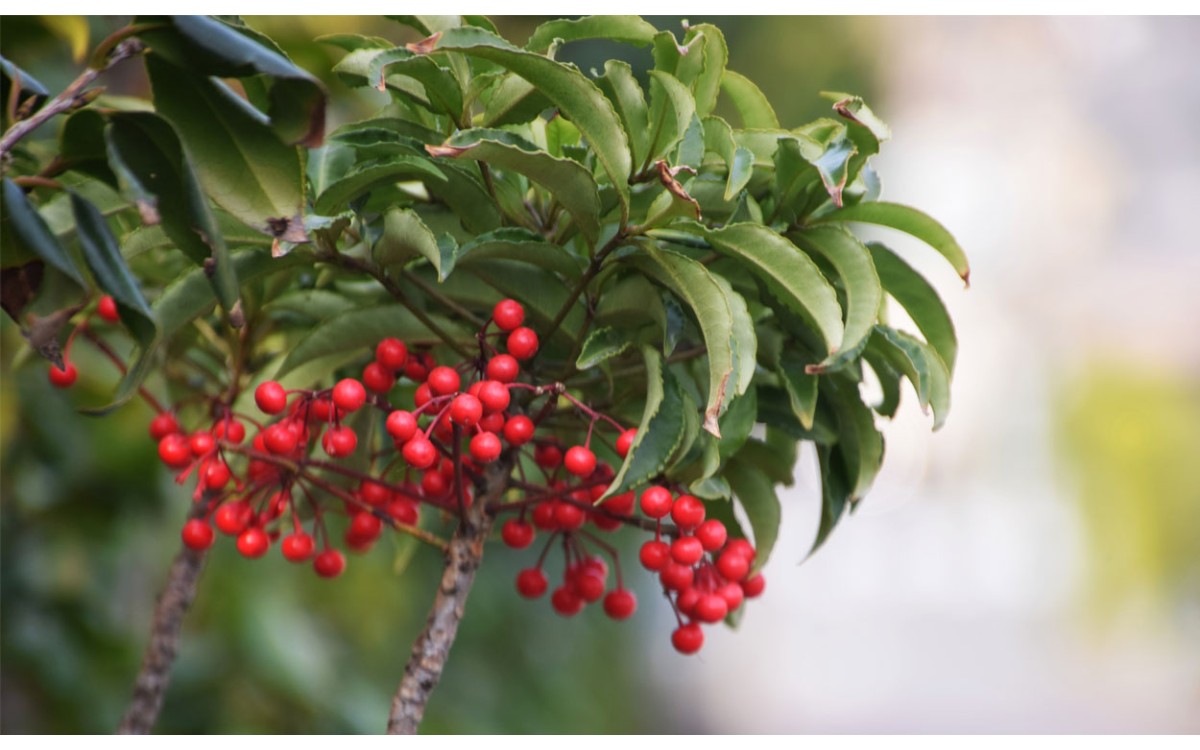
[406,31,442,55]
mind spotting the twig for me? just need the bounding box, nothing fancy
[540,229,627,347]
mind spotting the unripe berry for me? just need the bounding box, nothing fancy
[670,494,705,530]
[616,428,636,458]
[181,519,214,551]
[695,593,729,624]
[158,434,192,468]
[639,540,670,571]
[282,532,315,562]
[449,393,483,427]
[486,354,519,383]
[314,549,346,578]
[501,519,535,549]
[741,572,766,598]
[639,486,673,519]
[322,425,358,457]
[493,299,525,331]
[476,380,510,413]
[332,378,367,412]
[695,519,728,552]
[563,445,596,478]
[716,548,751,582]
[551,586,584,616]
[671,623,705,655]
[502,415,535,445]
[255,381,288,414]
[426,366,461,396]
[362,361,396,393]
[386,410,418,442]
[402,436,438,469]
[48,362,78,388]
[236,528,270,558]
[375,337,408,370]
[149,412,180,441]
[603,589,637,620]
[506,327,539,360]
[516,568,548,598]
[670,535,704,565]
[469,431,502,463]
[97,295,119,323]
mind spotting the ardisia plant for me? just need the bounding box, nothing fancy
[0,15,968,734]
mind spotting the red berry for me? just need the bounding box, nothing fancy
[725,538,756,561]
[402,436,438,469]
[476,380,510,414]
[660,562,695,591]
[741,573,766,598]
[347,511,383,543]
[314,549,346,578]
[149,412,180,441]
[420,470,448,497]
[158,434,192,468]
[554,501,585,531]
[493,299,525,332]
[387,497,420,525]
[506,327,539,360]
[695,593,729,624]
[322,425,358,457]
[385,410,418,442]
[716,549,751,582]
[615,428,636,458]
[695,519,728,552]
[189,431,216,456]
[201,460,232,490]
[671,623,705,655]
[486,354,520,383]
[603,589,637,620]
[500,518,534,549]
[551,586,584,616]
[426,366,461,396]
[677,586,702,617]
[449,393,483,427]
[97,295,120,323]
[670,535,704,565]
[602,491,635,516]
[282,533,315,562]
[362,361,396,393]
[502,415,535,446]
[236,528,270,558]
[531,501,559,531]
[261,423,294,454]
[48,362,78,388]
[718,581,745,611]
[469,431,502,463]
[639,540,670,571]
[670,494,705,530]
[308,397,335,423]
[215,501,252,535]
[413,382,433,409]
[404,354,431,382]
[573,571,606,603]
[478,411,506,434]
[332,378,367,412]
[639,486,673,519]
[213,418,245,443]
[534,443,562,469]
[563,446,596,478]
[376,338,408,371]
[181,519,214,551]
[255,381,288,414]
[358,480,390,507]
[513,568,545,599]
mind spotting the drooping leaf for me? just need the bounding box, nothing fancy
[602,346,688,498]
[312,156,446,215]
[869,325,952,430]
[1,179,84,286]
[725,451,782,568]
[720,69,779,129]
[526,15,658,52]
[375,208,445,278]
[862,346,903,418]
[710,271,756,398]
[576,326,635,370]
[810,443,851,557]
[705,223,843,355]
[811,201,970,285]
[822,90,891,156]
[717,387,757,460]
[825,376,885,501]
[69,193,157,346]
[867,241,958,372]
[736,435,799,487]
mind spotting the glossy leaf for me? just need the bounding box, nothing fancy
[779,348,819,430]
[375,208,444,277]
[367,48,464,121]
[602,347,688,498]
[868,241,958,372]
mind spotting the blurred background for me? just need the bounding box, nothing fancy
[2,15,1198,733]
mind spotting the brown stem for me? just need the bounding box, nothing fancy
[386,462,509,734]
[116,502,208,734]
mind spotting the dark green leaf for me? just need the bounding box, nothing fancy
[779,348,819,429]
[717,388,757,460]
[313,156,446,215]
[375,208,443,277]
[1,55,48,117]
[868,241,958,372]
[367,48,464,121]
[456,227,582,279]
[826,376,885,501]
[646,71,696,166]
[811,201,970,284]
[1,179,83,285]
[596,61,650,172]
[811,444,851,557]
[735,436,798,487]
[725,452,782,568]
[576,326,635,370]
[602,347,688,498]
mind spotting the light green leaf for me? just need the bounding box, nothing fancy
[602,346,688,498]
[792,225,882,372]
[526,15,658,52]
[596,61,650,172]
[822,90,891,156]
[867,241,958,372]
[646,70,696,166]
[870,325,952,430]
[720,69,779,129]
[710,271,756,397]
[423,161,502,234]
[375,208,444,277]
[717,388,757,460]
[686,24,727,118]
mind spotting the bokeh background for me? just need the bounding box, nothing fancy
[2,15,1198,733]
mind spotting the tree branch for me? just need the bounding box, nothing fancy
[386,462,509,734]
[116,502,208,734]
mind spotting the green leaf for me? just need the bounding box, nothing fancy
[862,347,902,418]
[1,179,83,285]
[625,243,737,436]
[146,55,308,244]
[705,223,843,355]
[602,346,688,498]
[717,388,757,460]
[69,193,157,346]
[720,70,779,129]
[375,208,445,277]
[822,91,891,156]
[366,48,464,121]
[811,444,851,557]
[792,225,882,371]
[526,15,658,52]
[480,72,552,128]
[139,15,327,147]
[1,55,48,116]
[423,161,502,234]
[315,33,392,53]
[312,156,447,216]
[434,27,633,217]
[710,271,756,398]
[686,24,728,119]
[811,201,970,285]
[455,227,582,279]
[701,116,754,203]
[779,348,819,430]
[438,128,601,244]
[868,242,958,372]
[725,452,782,568]
[869,325,952,430]
[596,61,650,171]
[277,305,467,378]
[576,326,635,370]
[646,71,696,166]
[59,110,117,188]
[826,376,884,501]
[735,436,798,487]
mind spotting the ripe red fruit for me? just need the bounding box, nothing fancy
[694,594,729,624]
[516,568,548,598]
[322,425,358,457]
[348,511,383,543]
[502,415,535,445]
[639,486,673,519]
[725,538,756,561]
[501,519,535,549]
[670,535,705,565]
[97,295,120,323]
[385,410,418,442]
[420,470,448,498]
[563,445,596,478]
[615,428,636,458]
[358,480,390,507]
[677,586,702,617]
[281,533,315,562]
[551,586,584,616]
[332,378,367,412]
[741,573,766,598]
[181,519,215,551]
[189,431,216,456]
[671,623,705,655]
[201,460,232,490]
[308,397,335,423]
[413,383,433,409]
[670,494,706,530]
[573,571,606,602]
[236,528,270,558]
[265,423,300,455]
[362,361,396,393]
[639,540,671,571]
[716,548,751,582]
[314,549,346,578]
[718,581,745,611]
[478,411,505,434]
[506,327,539,360]
[213,418,245,443]
[493,299,525,331]
[402,436,438,469]
[469,431,502,463]
[255,381,288,414]
[449,393,483,427]
[426,366,461,396]
[476,380,510,413]
[534,443,562,469]
[695,519,728,552]
[486,354,520,383]
[531,501,559,531]
[48,362,78,388]
[554,501,585,531]
[158,434,192,468]
[603,589,637,620]
[149,412,180,440]
[602,491,635,516]
[387,497,420,525]
[214,501,252,535]
[660,562,695,591]
[376,338,408,371]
